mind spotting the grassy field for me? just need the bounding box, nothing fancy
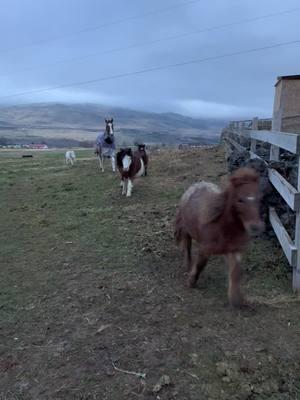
[0,147,300,400]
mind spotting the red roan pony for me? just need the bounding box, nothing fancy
[117,148,145,196]
[175,168,264,308]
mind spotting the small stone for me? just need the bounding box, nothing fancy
[153,375,171,393]
[216,362,228,376]
[254,346,267,353]
[222,376,231,383]
[190,353,199,365]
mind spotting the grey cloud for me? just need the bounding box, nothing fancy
[1,0,300,119]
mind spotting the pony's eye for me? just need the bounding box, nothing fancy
[238,198,245,204]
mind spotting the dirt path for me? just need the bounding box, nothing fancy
[0,146,299,399]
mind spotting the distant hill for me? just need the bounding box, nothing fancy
[0,103,224,147]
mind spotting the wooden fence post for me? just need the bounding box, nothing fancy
[270,117,280,161]
[250,117,258,158]
[270,144,280,161]
[270,113,280,160]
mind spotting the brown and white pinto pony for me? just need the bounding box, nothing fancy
[136,144,148,176]
[117,148,145,197]
[175,168,264,308]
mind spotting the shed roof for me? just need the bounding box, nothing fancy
[275,75,300,86]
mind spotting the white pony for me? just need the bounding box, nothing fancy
[65,150,76,165]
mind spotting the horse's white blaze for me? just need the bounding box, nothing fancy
[246,196,256,201]
[107,122,113,135]
[122,155,132,171]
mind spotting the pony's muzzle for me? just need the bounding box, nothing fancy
[246,221,265,237]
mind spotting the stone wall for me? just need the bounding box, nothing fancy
[221,128,297,239]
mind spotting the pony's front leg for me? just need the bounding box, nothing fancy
[126,179,133,197]
[111,155,116,173]
[121,179,127,195]
[225,253,243,308]
[187,250,208,288]
[98,155,104,172]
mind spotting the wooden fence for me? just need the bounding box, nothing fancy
[224,117,300,291]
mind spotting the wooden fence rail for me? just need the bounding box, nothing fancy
[225,118,300,291]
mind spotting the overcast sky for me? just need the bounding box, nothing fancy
[1,0,300,119]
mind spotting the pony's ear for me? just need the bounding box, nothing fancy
[111,118,113,122]
[105,118,108,123]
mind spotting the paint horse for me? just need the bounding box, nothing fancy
[95,118,116,172]
[65,150,76,165]
[116,148,145,197]
[136,144,148,176]
[175,168,264,308]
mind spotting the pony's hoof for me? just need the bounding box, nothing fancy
[229,296,246,309]
[229,301,242,309]
[187,278,197,288]
[239,300,256,312]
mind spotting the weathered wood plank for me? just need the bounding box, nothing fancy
[270,145,280,161]
[293,155,300,291]
[294,214,300,291]
[231,129,251,138]
[268,168,300,211]
[250,130,300,154]
[250,139,257,152]
[269,208,297,267]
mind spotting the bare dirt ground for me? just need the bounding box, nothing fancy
[0,147,300,400]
